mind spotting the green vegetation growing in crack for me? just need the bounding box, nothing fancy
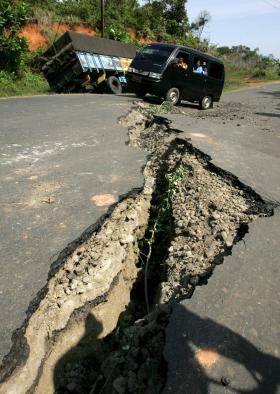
[51,110,276,394]
[138,165,188,313]
[145,101,175,116]
[53,165,188,394]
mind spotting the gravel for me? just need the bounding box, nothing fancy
[54,100,271,393]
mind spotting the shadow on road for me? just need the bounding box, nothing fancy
[165,305,280,394]
[54,313,104,394]
[51,305,280,393]
[255,112,280,118]
[257,90,280,99]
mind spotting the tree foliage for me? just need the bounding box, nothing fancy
[164,0,189,36]
[57,0,99,25]
[190,10,211,38]
[54,0,189,41]
[139,0,189,38]
[216,45,278,68]
[1,0,278,85]
[0,0,30,74]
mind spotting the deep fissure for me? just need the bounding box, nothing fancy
[53,104,274,394]
[0,102,276,394]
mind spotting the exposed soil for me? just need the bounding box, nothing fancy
[51,103,272,394]
[0,101,275,394]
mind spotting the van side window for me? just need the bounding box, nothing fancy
[175,52,190,70]
[193,57,208,76]
[209,63,223,80]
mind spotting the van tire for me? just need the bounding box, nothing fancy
[106,76,122,94]
[200,96,213,110]
[166,87,180,105]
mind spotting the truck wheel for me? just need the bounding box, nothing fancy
[200,96,213,110]
[165,87,180,105]
[106,76,122,94]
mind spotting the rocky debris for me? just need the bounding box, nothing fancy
[56,305,171,394]
[134,99,264,128]
[52,192,151,307]
[0,177,153,393]
[41,102,271,394]
[159,148,257,302]
[120,102,268,302]
[1,101,272,394]
[190,101,256,125]
[100,305,170,394]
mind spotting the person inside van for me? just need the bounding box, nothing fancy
[177,57,188,70]
[193,60,203,74]
[202,61,208,76]
[193,60,207,76]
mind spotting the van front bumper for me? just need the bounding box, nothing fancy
[126,73,164,96]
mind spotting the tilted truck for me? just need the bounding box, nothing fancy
[40,31,136,94]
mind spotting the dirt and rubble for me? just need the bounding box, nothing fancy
[50,103,272,394]
[0,100,275,394]
[143,97,277,132]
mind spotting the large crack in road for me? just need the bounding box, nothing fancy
[0,102,276,394]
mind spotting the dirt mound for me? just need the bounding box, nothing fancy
[19,22,96,51]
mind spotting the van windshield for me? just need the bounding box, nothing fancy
[131,45,174,73]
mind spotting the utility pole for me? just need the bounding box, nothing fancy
[100,0,105,37]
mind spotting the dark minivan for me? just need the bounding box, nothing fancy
[126,43,224,109]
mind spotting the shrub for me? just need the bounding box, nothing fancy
[0,1,30,74]
[0,69,48,97]
[251,67,266,79]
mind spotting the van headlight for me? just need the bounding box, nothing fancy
[127,67,134,73]
[149,72,161,79]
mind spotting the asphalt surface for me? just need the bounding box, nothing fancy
[0,84,279,393]
[0,93,146,363]
[164,83,280,393]
[166,83,280,202]
[164,210,280,394]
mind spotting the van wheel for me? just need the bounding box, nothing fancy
[106,76,122,94]
[200,96,213,110]
[166,87,180,105]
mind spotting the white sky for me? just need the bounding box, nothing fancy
[187,0,280,58]
[139,0,280,58]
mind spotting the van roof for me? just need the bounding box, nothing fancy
[146,43,224,64]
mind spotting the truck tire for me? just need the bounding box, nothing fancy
[106,76,122,94]
[165,87,180,105]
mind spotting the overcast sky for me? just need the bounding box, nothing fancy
[187,0,280,58]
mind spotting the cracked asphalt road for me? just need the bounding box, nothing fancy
[163,82,280,394]
[0,93,146,363]
[0,83,279,392]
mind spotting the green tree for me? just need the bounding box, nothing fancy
[163,0,189,36]
[140,0,189,39]
[139,1,166,38]
[190,10,211,38]
[57,0,99,26]
[105,0,141,29]
[0,0,30,74]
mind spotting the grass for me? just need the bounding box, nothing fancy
[0,62,279,98]
[0,70,49,97]
[224,62,280,91]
